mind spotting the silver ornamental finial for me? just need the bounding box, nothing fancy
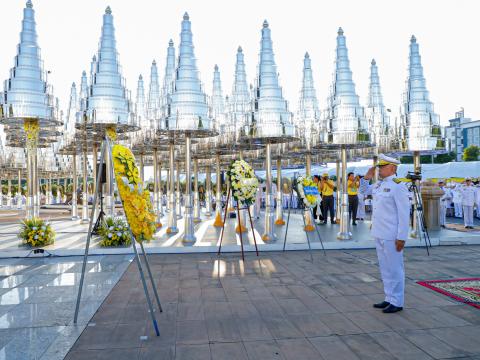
[305,52,310,58]
[105,6,112,14]
[26,0,33,9]
[238,46,242,52]
[338,27,344,36]
[411,35,416,43]
[263,20,269,28]
[183,12,189,20]
[371,58,376,65]
[169,39,174,46]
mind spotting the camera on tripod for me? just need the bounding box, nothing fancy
[406,171,422,181]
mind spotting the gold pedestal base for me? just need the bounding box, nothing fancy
[213,212,224,227]
[235,224,247,233]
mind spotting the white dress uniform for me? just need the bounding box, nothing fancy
[461,183,476,227]
[360,173,410,308]
[439,185,452,226]
[452,186,463,218]
[475,186,480,219]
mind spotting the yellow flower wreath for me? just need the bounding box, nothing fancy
[112,144,156,242]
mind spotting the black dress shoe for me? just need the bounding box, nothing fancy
[373,301,390,309]
[382,304,403,313]
[352,222,357,226]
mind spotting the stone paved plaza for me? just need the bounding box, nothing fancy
[0,254,132,360]
[61,245,480,360]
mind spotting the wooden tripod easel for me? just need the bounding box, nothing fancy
[74,137,163,337]
[217,187,259,261]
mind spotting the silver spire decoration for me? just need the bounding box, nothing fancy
[136,74,147,128]
[228,46,251,141]
[212,64,227,130]
[1,0,59,128]
[146,60,160,128]
[161,13,213,134]
[81,6,136,130]
[297,52,320,152]
[247,20,295,141]
[366,59,390,150]
[400,35,443,151]
[323,27,369,145]
[162,40,176,104]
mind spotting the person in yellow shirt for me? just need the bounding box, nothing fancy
[320,173,335,224]
[347,172,360,226]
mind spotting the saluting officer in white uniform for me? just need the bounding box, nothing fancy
[461,177,476,229]
[360,154,410,314]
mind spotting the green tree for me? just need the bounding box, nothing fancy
[434,152,456,164]
[463,145,480,161]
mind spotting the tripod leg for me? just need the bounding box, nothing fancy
[74,140,106,324]
[301,207,313,262]
[132,235,160,336]
[311,208,326,256]
[217,188,231,255]
[139,242,163,312]
[247,207,259,256]
[237,204,245,261]
[283,189,293,251]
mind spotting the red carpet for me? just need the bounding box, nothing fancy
[417,278,480,309]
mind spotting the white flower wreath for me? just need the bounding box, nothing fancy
[296,175,322,208]
[228,160,259,206]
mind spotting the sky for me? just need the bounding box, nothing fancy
[1,0,479,127]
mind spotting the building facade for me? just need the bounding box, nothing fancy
[445,109,480,161]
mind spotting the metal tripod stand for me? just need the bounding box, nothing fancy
[74,137,163,337]
[409,181,432,255]
[283,173,326,260]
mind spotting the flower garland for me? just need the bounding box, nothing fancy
[296,175,321,208]
[106,125,117,142]
[227,160,259,206]
[24,119,39,147]
[98,217,132,247]
[112,144,156,242]
[18,218,55,247]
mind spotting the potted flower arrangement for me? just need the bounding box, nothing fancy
[18,218,55,247]
[98,217,132,247]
